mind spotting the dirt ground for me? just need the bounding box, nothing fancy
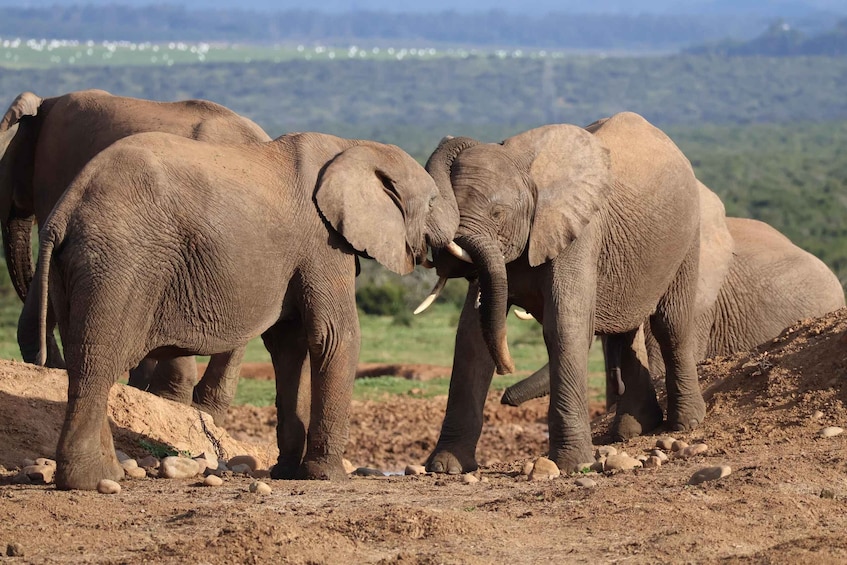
[0,309,845,564]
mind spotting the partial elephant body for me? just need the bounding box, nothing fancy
[424,112,705,474]
[30,131,457,489]
[0,89,271,412]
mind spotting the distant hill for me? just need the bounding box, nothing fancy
[688,18,847,55]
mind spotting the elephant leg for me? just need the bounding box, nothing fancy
[649,245,705,432]
[56,344,124,490]
[127,357,157,390]
[263,320,311,479]
[609,327,663,440]
[193,349,245,427]
[146,356,198,406]
[427,281,497,474]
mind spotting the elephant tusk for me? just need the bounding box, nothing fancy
[474,289,481,309]
[413,276,448,315]
[513,308,534,321]
[446,241,474,263]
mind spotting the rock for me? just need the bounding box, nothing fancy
[462,473,479,484]
[203,475,223,487]
[6,543,24,557]
[688,465,732,485]
[529,457,560,481]
[34,458,56,467]
[604,454,642,472]
[643,456,662,469]
[227,455,259,472]
[194,453,218,473]
[138,456,160,469]
[23,464,55,484]
[671,440,689,452]
[676,443,709,459]
[650,449,668,462]
[595,446,617,458]
[161,456,201,479]
[590,460,605,473]
[97,479,121,494]
[636,454,649,462]
[249,480,272,495]
[811,410,825,420]
[115,450,132,462]
[575,477,596,488]
[120,459,139,471]
[353,467,386,477]
[405,464,426,476]
[125,466,147,480]
[819,426,844,438]
[229,464,252,475]
[656,437,677,451]
[521,460,535,476]
[21,458,36,468]
[11,472,31,485]
[342,458,357,474]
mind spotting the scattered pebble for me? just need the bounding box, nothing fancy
[811,410,825,420]
[603,454,642,472]
[462,473,479,484]
[342,458,357,474]
[34,458,56,468]
[643,456,662,469]
[595,446,617,458]
[405,464,426,476]
[248,480,272,495]
[819,427,844,438]
[589,460,605,473]
[229,464,252,475]
[115,450,132,462]
[138,456,160,469]
[227,455,259,472]
[529,457,560,481]
[161,456,201,479]
[575,477,596,488]
[676,443,709,459]
[353,467,386,477]
[120,459,139,471]
[97,479,121,494]
[23,464,54,484]
[650,449,668,462]
[125,466,147,480]
[194,454,217,473]
[688,465,732,485]
[6,542,24,557]
[656,437,677,451]
[20,458,35,468]
[203,475,223,487]
[671,440,689,452]
[521,460,535,476]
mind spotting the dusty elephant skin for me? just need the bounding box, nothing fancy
[27,131,458,490]
[502,184,846,435]
[0,89,271,410]
[422,112,706,474]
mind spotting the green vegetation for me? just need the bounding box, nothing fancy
[688,19,847,57]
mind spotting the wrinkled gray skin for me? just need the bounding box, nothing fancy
[28,131,459,490]
[503,208,845,435]
[424,112,706,474]
[0,89,271,399]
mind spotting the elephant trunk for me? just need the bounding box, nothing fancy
[3,209,35,301]
[455,233,514,375]
[501,363,550,406]
[424,136,478,246]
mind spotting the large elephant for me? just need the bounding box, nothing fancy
[28,130,458,490]
[0,89,271,403]
[502,191,846,435]
[419,112,706,474]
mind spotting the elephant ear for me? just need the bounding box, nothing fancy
[0,92,41,132]
[516,124,613,267]
[315,144,414,275]
[695,180,735,315]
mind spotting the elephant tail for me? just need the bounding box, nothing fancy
[34,229,57,367]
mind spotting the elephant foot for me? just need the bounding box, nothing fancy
[667,394,707,432]
[297,455,348,481]
[56,453,123,491]
[611,399,664,441]
[550,444,595,474]
[192,401,227,427]
[425,447,478,475]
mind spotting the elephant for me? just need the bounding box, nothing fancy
[27,130,459,489]
[0,89,271,402]
[417,112,706,474]
[501,199,846,432]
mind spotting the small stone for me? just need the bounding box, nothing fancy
[595,446,617,459]
[819,426,844,438]
[229,464,252,475]
[671,440,689,452]
[590,459,605,472]
[405,464,426,476]
[575,477,596,488]
[11,473,31,485]
[6,542,24,557]
[97,479,121,494]
[462,473,479,484]
[138,456,160,469]
[248,480,272,495]
[161,456,201,479]
[604,454,642,472]
[650,449,668,462]
[194,453,218,473]
[688,465,732,485]
[676,443,709,459]
[120,459,139,471]
[643,456,662,468]
[125,466,147,480]
[353,467,386,477]
[529,457,560,481]
[23,464,54,484]
[342,458,357,474]
[34,458,56,467]
[636,454,649,462]
[656,437,677,451]
[227,455,259,472]
[203,475,223,487]
[21,458,35,468]
[115,450,132,462]
[811,410,825,420]
[521,460,535,476]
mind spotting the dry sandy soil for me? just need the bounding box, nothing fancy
[0,309,845,563]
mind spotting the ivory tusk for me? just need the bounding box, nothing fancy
[513,308,534,320]
[474,289,481,309]
[446,241,474,263]
[413,276,448,315]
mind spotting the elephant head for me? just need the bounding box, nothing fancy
[424,126,613,374]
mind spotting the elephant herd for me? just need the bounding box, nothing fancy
[0,89,843,490]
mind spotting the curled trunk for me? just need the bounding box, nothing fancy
[3,209,35,300]
[456,233,514,375]
[500,364,550,406]
[424,136,477,245]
